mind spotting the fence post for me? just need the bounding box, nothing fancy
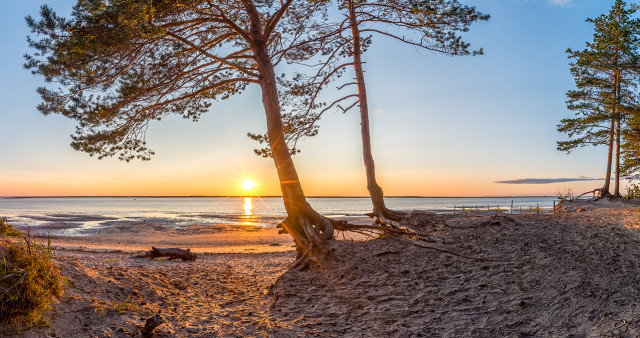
[511,200,514,214]
[537,202,539,214]
[553,200,556,214]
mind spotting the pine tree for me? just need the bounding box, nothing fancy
[25,0,343,265]
[251,0,488,226]
[342,0,488,225]
[558,0,640,197]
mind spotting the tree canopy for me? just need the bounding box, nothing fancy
[25,0,347,264]
[25,0,330,161]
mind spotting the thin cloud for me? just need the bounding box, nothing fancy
[496,177,604,184]
[548,0,573,7]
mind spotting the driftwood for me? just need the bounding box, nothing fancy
[138,247,197,261]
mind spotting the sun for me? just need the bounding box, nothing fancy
[242,179,256,192]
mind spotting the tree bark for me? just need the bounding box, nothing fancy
[244,1,333,261]
[613,68,622,197]
[602,119,615,196]
[615,118,621,196]
[347,0,405,223]
[610,48,622,197]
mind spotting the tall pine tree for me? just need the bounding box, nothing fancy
[558,0,640,197]
[25,0,346,265]
[342,0,488,225]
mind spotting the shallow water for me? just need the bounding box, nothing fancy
[0,196,556,235]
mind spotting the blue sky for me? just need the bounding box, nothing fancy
[0,0,628,197]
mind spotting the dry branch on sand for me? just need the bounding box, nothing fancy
[136,247,197,261]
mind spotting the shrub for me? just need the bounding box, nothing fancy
[626,183,640,199]
[557,188,575,201]
[0,217,63,327]
[0,218,21,238]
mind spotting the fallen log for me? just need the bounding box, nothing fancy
[138,247,197,261]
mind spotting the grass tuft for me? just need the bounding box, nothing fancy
[0,217,21,238]
[0,217,63,329]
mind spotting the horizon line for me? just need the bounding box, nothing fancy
[1,195,556,199]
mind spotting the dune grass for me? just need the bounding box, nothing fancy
[0,217,63,328]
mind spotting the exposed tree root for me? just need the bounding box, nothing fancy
[594,191,623,201]
[577,189,600,199]
[276,203,339,269]
[277,201,513,268]
[333,221,439,243]
[365,207,407,225]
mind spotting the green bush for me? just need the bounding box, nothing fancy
[626,183,640,199]
[0,217,63,327]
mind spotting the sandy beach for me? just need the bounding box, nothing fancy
[5,199,640,337]
[34,222,296,254]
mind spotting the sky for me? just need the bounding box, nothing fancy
[0,0,631,197]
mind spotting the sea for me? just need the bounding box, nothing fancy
[0,196,557,235]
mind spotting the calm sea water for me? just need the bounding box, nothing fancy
[0,196,556,232]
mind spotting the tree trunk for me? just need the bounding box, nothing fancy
[347,0,404,223]
[613,68,622,197]
[614,118,621,196]
[245,6,334,262]
[602,119,615,196]
[607,49,622,197]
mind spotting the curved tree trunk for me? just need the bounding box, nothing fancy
[246,10,334,263]
[347,0,405,223]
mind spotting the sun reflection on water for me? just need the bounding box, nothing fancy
[243,197,253,216]
[242,197,254,226]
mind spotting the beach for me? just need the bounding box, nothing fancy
[5,199,640,337]
[28,221,296,254]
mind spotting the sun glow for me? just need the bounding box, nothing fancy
[242,179,256,192]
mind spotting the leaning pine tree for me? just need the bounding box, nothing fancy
[341,0,488,225]
[25,0,342,265]
[558,0,640,197]
[264,0,488,226]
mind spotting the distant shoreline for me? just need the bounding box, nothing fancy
[2,195,556,199]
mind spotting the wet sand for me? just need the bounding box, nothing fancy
[5,199,640,337]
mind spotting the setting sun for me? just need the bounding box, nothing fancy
[242,179,256,192]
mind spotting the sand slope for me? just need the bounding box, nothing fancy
[269,199,640,337]
[9,251,293,337]
[5,199,640,337]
